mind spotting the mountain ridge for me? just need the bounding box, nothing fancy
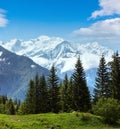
[0,35,114,91]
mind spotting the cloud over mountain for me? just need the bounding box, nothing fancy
[73,0,120,48]
[73,18,120,47]
[74,18,120,37]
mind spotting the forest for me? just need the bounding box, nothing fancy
[0,51,120,124]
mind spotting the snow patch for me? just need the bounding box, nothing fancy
[8,62,10,65]
[81,53,100,70]
[31,65,36,68]
[60,58,76,73]
[0,58,5,61]
[0,51,3,56]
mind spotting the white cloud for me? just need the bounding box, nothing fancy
[74,18,120,37]
[0,9,8,27]
[90,0,120,19]
[73,18,120,49]
[72,0,120,49]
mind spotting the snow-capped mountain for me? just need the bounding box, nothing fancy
[0,35,114,91]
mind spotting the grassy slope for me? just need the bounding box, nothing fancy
[0,113,120,129]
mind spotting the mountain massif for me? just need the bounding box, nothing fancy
[0,35,114,98]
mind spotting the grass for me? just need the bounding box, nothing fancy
[0,112,120,129]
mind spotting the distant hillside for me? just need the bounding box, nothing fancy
[0,45,49,100]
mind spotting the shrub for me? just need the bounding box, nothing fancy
[93,97,120,124]
[81,113,90,121]
[18,102,27,114]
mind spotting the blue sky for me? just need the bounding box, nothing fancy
[0,0,120,50]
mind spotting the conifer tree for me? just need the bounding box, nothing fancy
[2,95,7,105]
[72,56,91,112]
[59,81,64,111]
[61,74,69,112]
[94,55,111,102]
[5,99,15,115]
[8,99,15,115]
[0,95,7,114]
[36,75,48,113]
[34,73,39,113]
[110,52,120,100]
[48,65,60,113]
[67,77,74,111]
[0,96,19,114]
[25,79,36,114]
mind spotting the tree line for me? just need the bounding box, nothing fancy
[19,51,120,114]
[93,51,120,123]
[1,51,120,116]
[19,56,91,114]
[94,51,120,102]
[0,95,20,114]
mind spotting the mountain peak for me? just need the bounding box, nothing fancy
[0,41,4,45]
[54,41,75,56]
[0,35,114,75]
[0,36,114,97]
[7,39,23,52]
[37,35,51,41]
[36,35,64,43]
[87,42,99,47]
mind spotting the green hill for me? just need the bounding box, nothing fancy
[0,113,120,129]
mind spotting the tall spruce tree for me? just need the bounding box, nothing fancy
[34,73,39,113]
[48,65,60,113]
[110,52,120,100]
[61,74,69,112]
[36,75,48,113]
[94,54,111,102]
[8,99,15,115]
[5,99,15,115]
[67,77,74,111]
[25,79,36,114]
[72,56,91,112]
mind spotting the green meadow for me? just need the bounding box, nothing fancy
[0,113,120,129]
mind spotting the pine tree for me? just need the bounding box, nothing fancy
[25,79,36,114]
[18,101,27,114]
[110,52,120,100]
[72,56,91,112]
[13,98,20,113]
[59,81,64,111]
[67,77,74,111]
[94,54,111,102]
[19,74,49,114]
[5,99,15,115]
[36,75,48,113]
[61,74,69,112]
[3,95,7,105]
[0,95,7,114]
[9,99,15,115]
[48,65,60,113]
[34,73,39,113]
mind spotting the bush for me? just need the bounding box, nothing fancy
[81,113,90,121]
[18,102,27,114]
[93,97,120,124]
